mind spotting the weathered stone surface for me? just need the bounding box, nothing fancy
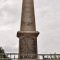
[17,0,39,59]
[20,36,37,53]
[19,36,37,58]
[20,0,36,31]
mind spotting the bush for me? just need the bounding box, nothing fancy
[0,47,11,60]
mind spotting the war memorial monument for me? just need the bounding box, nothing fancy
[17,0,39,59]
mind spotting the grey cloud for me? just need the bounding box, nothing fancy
[0,0,60,53]
[0,30,19,52]
[0,0,7,2]
[35,0,60,54]
[0,0,22,25]
[0,45,18,53]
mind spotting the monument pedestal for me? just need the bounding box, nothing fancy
[17,31,39,59]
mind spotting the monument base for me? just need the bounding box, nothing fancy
[18,59,39,60]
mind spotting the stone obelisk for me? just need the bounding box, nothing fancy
[17,0,39,59]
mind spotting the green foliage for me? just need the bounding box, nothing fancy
[0,47,4,53]
[0,47,11,60]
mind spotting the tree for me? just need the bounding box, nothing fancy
[0,47,11,60]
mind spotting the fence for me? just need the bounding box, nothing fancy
[0,53,60,60]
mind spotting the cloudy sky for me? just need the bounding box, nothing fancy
[0,0,60,54]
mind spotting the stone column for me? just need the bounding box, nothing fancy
[17,0,39,59]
